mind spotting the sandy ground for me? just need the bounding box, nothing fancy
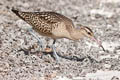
[0,0,120,80]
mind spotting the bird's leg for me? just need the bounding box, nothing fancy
[52,39,60,62]
[27,28,43,51]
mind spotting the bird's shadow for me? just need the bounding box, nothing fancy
[17,48,99,63]
[42,51,100,63]
[41,51,86,61]
[58,53,99,63]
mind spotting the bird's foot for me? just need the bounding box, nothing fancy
[52,47,60,62]
[53,52,60,63]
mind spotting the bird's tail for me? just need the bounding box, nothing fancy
[11,9,19,15]
[11,8,33,29]
[12,8,26,21]
[11,9,22,18]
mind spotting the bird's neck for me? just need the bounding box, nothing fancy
[70,28,84,41]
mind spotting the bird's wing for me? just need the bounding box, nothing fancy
[12,10,74,35]
[48,12,75,33]
[12,10,53,34]
[34,11,75,27]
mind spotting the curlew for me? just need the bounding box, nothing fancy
[12,9,105,61]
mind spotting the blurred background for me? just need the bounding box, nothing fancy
[0,0,120,80]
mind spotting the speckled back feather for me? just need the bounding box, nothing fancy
[12,9,75,37]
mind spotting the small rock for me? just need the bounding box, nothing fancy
[111,76,119,80]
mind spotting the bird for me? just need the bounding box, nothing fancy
[12,9,105,61]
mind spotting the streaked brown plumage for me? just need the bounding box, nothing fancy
[12,10,70,38]
[12,9,105,61]
[12,9,89,40]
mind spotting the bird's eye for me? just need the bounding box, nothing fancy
[87,32,91,35]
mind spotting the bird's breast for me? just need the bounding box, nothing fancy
[51,23,72,39]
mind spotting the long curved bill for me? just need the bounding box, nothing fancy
[92,37,105,52]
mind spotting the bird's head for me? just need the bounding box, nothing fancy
[80,26,105,51]
[80,26,94,39]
